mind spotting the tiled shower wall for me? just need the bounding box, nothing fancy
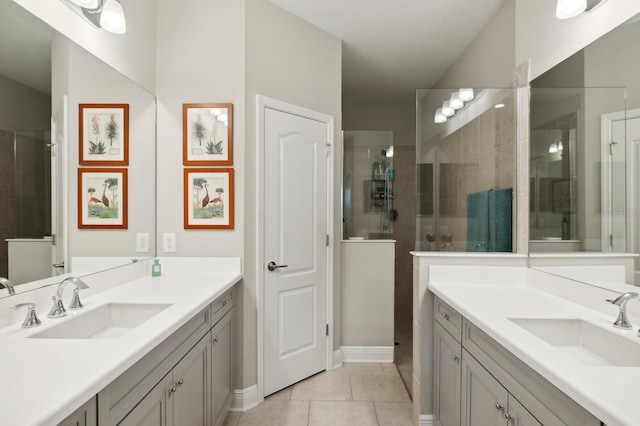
[0,130,50,278]
[419,91,517,251]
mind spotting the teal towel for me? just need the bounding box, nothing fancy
[466,190,491,252]
[489,188,513,252]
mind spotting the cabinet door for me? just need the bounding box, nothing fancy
[211,308,235,426]
[58,396,97,426]
[461,349,507,426]
[506,395,542,426]
[172,333,212,426]
[119,373,173,426]
[433,322,461,426]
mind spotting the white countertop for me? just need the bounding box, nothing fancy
[429,278,640,426]
[0,269,241,425]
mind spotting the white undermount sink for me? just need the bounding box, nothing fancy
[29,303,172,339]
[509,318,640,367]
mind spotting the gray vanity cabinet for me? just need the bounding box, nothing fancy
[211,308,235,426]
[58,396,98,426]
[461,349,540,426]
[432,296,600,426]
[433,322,461,426]
[118,373,173,426]
[120,331,211,426]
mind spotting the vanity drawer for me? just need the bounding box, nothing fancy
[211,287,234,325]
[98,304,211,426]
[462,319,600,426]
[434,296,462,342]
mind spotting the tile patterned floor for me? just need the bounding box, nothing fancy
[224,363,413,426]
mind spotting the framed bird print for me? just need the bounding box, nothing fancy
[182,103,233,166]
[79,104,129,165]
[184,168,234,229]
[78,168,128,229]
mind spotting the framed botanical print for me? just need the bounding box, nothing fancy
[182,103,233,165]
[183,168,234,229]
[78,168,128,229]
[79,104,129,165]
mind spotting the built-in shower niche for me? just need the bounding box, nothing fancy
[343,130,395,240]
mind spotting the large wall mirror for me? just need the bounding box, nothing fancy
[529,11,640,287]
[0,1,156,297]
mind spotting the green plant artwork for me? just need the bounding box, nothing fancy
[89,141,107,154]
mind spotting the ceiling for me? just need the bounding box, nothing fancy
[269,0,508,102]
[4,0,507,101]
[0,1,54,95]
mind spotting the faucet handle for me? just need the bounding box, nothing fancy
[48,295,66,318]
[10,303,41,328]
[68,288,85,310]
[607,292,639,306]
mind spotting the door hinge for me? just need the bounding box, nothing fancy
[326,324,329,336]
[610,140,618,156]
[326,234,330,247]
[51,234,56,246]
[610,234,613,247]
[326,143,332,157]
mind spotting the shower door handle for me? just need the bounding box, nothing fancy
[267,262,288,271]
[53,262,65,269]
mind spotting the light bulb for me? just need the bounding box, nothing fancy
[434,108,447,124]
[558,140,563,151]
[442,101,455,117]
[69,0,100,9]
[549,143,558,153]
[449,92,463,109]
[100,0,126,34]
[459,88,474,102]
[556,0,587,19]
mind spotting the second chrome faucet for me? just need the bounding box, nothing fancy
[48,277,90,318]
[607,291,640,332]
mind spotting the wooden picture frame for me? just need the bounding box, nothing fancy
[78,168,128,229]
[182,103,233,165]
[184,168,234,229]
[79,104,129,165]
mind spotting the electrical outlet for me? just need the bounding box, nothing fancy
[136,233,149,253]
[163,233,176,253]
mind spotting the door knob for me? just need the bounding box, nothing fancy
[267,261,288,271]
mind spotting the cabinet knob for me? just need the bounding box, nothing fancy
[213,338,219,344]
[168,386,177,394]
[494,402,504,412]
[504,412,515,422]
[222,300,227,306]
[451,354,459,362]
[441,312,450,321]
[176,379,184,387]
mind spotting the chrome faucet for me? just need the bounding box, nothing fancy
[607,292,640,330]
[48,277,90,318]
[0,277,15,295]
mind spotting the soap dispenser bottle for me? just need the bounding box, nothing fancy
[561,217,569,240]
[151,259,162,277]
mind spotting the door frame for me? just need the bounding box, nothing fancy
[255,95,335,402]
[601,108,640,252]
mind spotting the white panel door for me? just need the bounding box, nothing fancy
[263,107,328,396]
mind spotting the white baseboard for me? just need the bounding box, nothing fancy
[420,414,434,426]
[340,346,394,363]
[229,385,259,412]
[332,349,344,369]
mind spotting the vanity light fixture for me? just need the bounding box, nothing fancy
[69,0,100,8]
[556,0,607,20]
[459,88,475,102]
[441,101,455,117]
[495,103,505,109]
[449,92,464,109]
[60,0,127,34]
[434,88,481,124]
[434,108,448,124]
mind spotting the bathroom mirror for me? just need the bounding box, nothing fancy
[0,1,156,297]
[528,11,640,286]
